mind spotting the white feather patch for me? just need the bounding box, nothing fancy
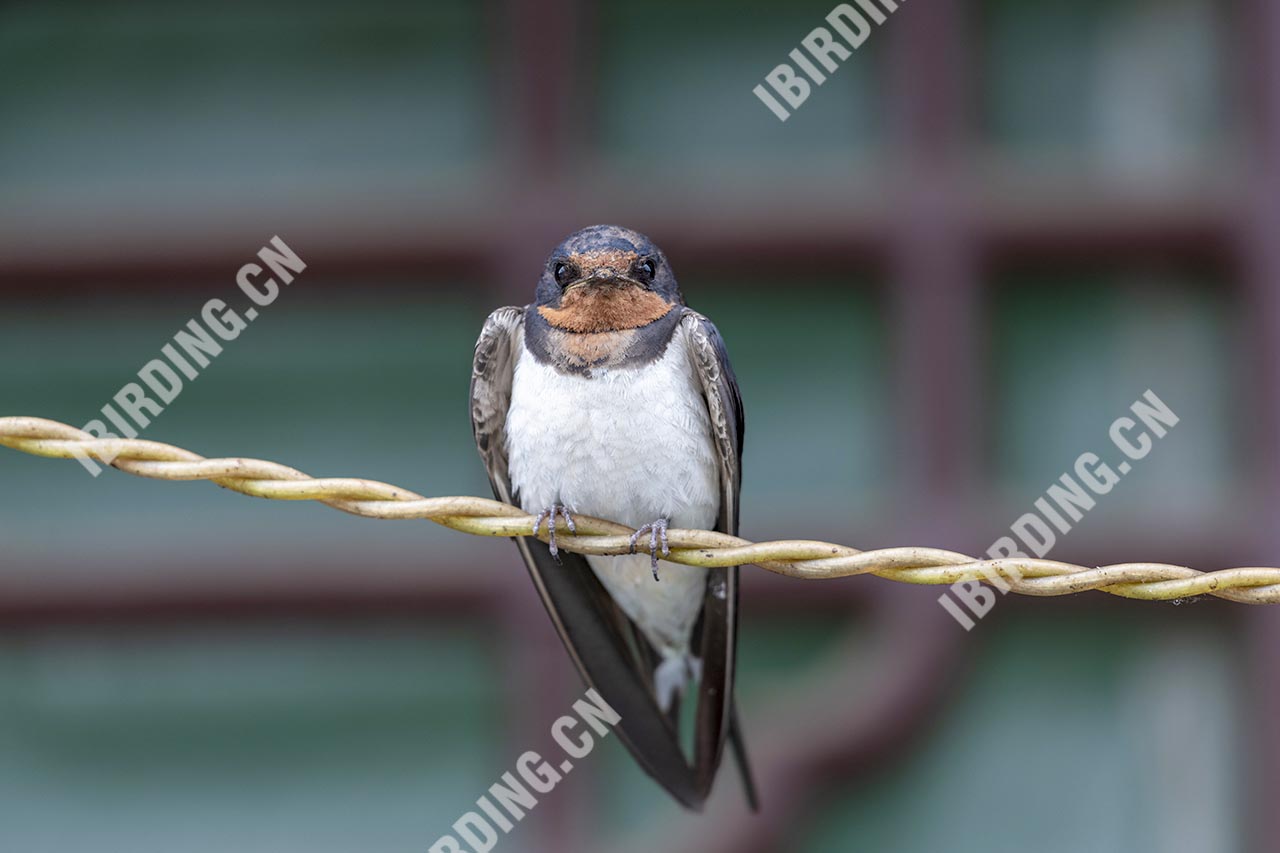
[505,335,719,657]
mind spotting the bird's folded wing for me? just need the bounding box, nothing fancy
[678,309,756,808]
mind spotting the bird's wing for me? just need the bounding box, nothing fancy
[469,306,704,809]
[470,307,523,503]
[678,309,757,809]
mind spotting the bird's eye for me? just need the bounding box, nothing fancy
[634,258,657,281]
[553,262,577,286]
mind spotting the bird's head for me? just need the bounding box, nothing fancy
[534,225,682,334]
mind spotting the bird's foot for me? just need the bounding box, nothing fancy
[532,504,576,560]
[629,518,670,581]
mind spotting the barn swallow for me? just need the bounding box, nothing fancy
[469,225,757,811]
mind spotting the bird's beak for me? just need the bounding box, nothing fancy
[566,268,640,291]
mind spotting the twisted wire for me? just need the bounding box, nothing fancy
[3,416,1279,604]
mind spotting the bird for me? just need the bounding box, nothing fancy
[469,224,757,811]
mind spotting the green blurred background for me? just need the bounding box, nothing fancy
[1,1,1278,851]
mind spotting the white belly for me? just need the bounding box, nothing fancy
[505,337,719,656]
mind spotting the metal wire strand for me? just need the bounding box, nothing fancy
[3,416,1279,604]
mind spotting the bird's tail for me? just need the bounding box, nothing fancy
[729,699,760,812]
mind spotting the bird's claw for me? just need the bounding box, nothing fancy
[532,504,576,560]
[629,518,670,581]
